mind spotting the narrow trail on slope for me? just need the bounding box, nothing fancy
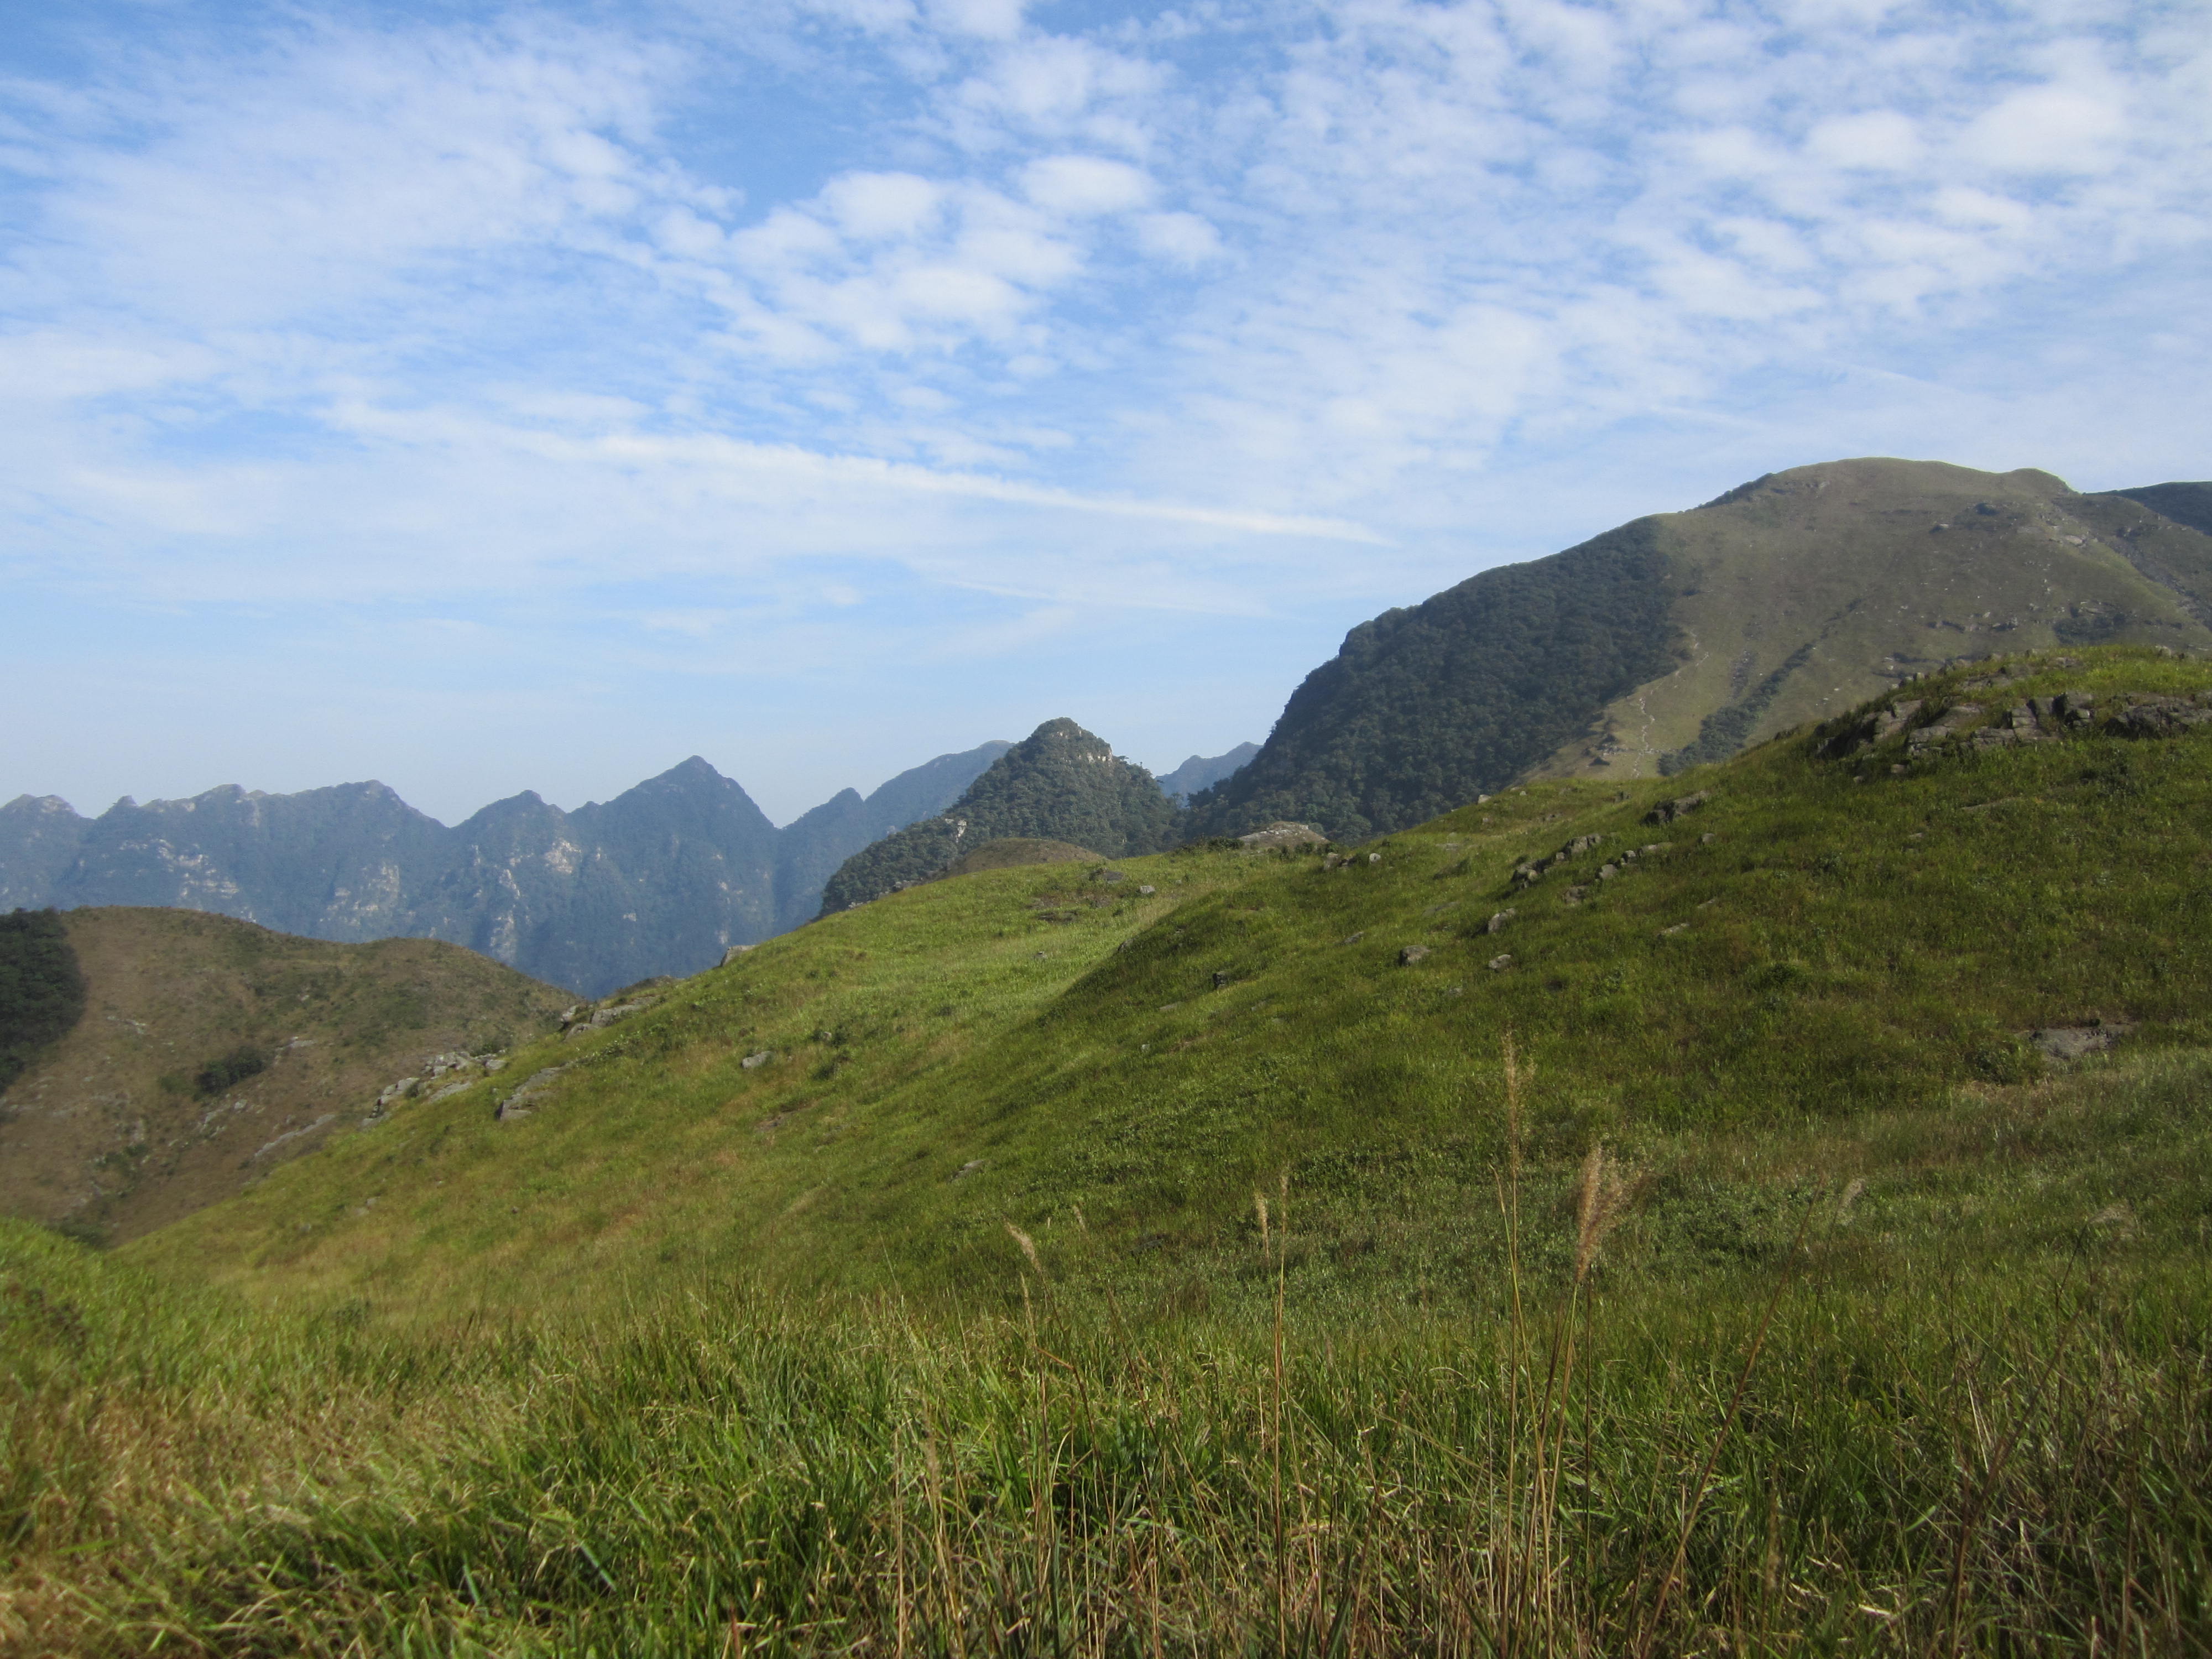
[1616,628,1705,779]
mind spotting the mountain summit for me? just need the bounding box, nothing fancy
[819,719,1183,913]
[1190,458,2212,839]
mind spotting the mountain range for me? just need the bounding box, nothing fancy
[0,744,1011,997]
[6,458,2206,989]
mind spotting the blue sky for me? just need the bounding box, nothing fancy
[3,0,2206,825]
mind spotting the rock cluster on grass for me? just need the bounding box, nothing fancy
[2029,1021,2131,1061]
[562,994,661,1041]
[366,1048,509,1121]
[1237,821,1329,851]
[495,1064,572,1123]
[1821,654,2212,768]
[1642,792,1708,826]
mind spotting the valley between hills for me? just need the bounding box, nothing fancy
[4,458,2212,1655]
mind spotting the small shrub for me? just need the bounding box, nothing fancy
[194,1046,267,1096]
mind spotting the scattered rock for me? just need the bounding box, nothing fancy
[1138,884,1156,895]
[1907,704,1985,752]
[722,944,754,966]
[2030,1022,2130,1061]
[1398,946,1432,966]
[1486,909,1516,934]
[1368,852,1381,864]
[1700,832,1718,844]
[1212,969,1234,988]
[1562,885,1588,905]
[1239,822,1328,851]
[1644,792,1708,826]
[1093,868,1128,883]
[1660,922,1688,936]
[741,1050,773,1070]
[1341,932,1364,945]
[2110,696,2212,738]
[953,1159,985,1180]
[1596,862,1619,881]
[1486,953,1513,972]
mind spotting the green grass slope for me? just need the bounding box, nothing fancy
[129,645,2212,1327]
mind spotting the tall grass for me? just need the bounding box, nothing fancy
[8,1201,2208,1655]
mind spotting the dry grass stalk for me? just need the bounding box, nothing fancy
[1006,1222,1046,1287]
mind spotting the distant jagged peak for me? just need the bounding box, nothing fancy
[2,794,82,819]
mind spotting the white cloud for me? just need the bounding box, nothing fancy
[1963,82,2127,174]
[820,171,943,238]
[1020,154,1151,215]
[928,0,1029,41]
[1807,109,1921,170]
[1135,211,1222,264]
[6,0,2212,821]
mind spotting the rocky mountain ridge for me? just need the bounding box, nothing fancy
[1,744,1011,997]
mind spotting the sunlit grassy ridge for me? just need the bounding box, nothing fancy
[125,646,2212,1323]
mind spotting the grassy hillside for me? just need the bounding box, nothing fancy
[0,909,570,1244]
[129,644,2212,1323]
[11,643,2212,1654]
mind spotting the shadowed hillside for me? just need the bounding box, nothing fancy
[0,907,568,1243]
